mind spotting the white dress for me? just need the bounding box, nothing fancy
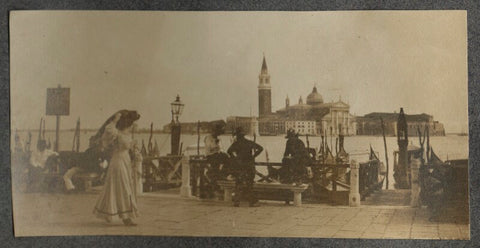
[93,123,138,221]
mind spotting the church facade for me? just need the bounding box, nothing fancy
[257,56,356,136]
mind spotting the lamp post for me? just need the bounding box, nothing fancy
[170,94,184,155]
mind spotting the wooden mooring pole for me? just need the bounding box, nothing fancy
[196,121,200,156]
[380,118,389,189]
[55,115,60,152]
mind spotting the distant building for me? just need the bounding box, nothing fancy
[162,120,226,134]
[356,112,445,136]
[225,116,257,135]
[285,120,317,136]
[257,55,356,136]
[258,117,286,136]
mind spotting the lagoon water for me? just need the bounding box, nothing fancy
[13,130,468,189]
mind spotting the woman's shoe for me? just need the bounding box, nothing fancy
[122,218,137,226]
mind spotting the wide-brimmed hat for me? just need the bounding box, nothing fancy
[117,110,141,130]
[234,127,245,137]
[89,110,140,149]
[285,128,297,138]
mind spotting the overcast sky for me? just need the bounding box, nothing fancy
[10,11,467,133]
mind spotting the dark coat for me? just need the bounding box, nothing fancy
[283,137,311,165]
[227,137,263,164]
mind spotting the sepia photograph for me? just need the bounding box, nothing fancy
[9,10,468,239]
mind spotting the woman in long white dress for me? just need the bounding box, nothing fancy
[93,112,140,226]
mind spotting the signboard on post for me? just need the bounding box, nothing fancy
[46,87,70,116]
[46,85,70,152]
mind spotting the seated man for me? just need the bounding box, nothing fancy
[281,129,311,185]
[204,124,230,198]
[28,140,58,192]
[63,147,109,192]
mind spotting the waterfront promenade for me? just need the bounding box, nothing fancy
[12,189,469,239]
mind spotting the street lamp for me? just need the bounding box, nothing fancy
[170,94,184,155]
[171,94,184,123]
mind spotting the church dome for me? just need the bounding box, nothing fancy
[306,86,323,105]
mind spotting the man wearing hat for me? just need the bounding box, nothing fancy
[227,127,263,207]
[204,123,230,198]
[282,128,311,185]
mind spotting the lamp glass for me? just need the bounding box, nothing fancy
[170,95,184,120]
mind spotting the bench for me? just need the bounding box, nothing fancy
[217,180,309,206]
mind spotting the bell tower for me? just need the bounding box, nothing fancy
[258,55,271,118]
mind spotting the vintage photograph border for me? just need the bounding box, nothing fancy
[1,0,479,247]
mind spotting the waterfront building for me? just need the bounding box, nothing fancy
[258,117,286,136]
[356,112,445,136]
[225,116,258,135]
[162,120,226,134]
[257,55,356,136]
[285,120,317,136]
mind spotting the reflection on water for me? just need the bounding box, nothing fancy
[12,130,468,189]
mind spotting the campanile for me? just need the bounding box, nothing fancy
[258,55,271,117]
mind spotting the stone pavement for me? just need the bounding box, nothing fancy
[12,191,469,239]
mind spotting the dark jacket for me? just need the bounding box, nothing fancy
[227,137,263,164]
[284,137,310,163]
[60,147,108,174]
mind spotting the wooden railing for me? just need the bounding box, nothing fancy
[142,155,183,192]
[358,159,383,200]
[189,155,208,198]
[187,156,384,205]
[419,160,468,206]
[188,157,352,201]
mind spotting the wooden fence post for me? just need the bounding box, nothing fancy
[410,158,421,207]
[349,160,361,207]
[180,155,192,197]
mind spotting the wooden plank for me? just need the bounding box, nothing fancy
[217,180,308,191]
[335,180,350,189]
[167,159,182,182]
[323,183,349,192]
[217,180,307,206]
